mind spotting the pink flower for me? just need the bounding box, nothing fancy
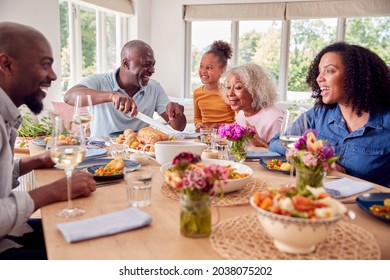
[165,153,229,196]
[302,153,318,167]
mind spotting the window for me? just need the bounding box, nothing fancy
[288,19,337,103]
[345,17,390,63]
[59,0,130,94]
[186,4,389,103]
[190,21,231,96]
[238,20,282,86]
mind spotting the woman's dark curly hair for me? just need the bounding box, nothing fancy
[205,40,233,69]
[306,42,390,116]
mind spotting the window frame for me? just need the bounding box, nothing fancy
[61,0,129,92]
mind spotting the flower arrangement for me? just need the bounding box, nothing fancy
[218,123,255,163]
[163,152,230,237]
[164,152,229,197]
[287,129,339,189]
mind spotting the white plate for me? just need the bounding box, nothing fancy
[160,159,253,194]
[128,147,155,157]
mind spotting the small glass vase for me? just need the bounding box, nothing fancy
[179,192,211,238]
[295,166,325,190]
[227,139,249,163]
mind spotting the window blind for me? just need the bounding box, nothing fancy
[74,0,134,15]
[184,0,390,21]
[184,3,286,21]
[286,0,390,19]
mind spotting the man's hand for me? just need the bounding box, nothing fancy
[111,92,137,117]
[165,102,184,121]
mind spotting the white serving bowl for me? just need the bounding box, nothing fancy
[160,159,253,194]
[249,196,343,254]
[153,141,208,165]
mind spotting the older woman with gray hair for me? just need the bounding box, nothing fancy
[221,63,284,147]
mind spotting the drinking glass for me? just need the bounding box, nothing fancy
[50,116,87,218]
[199,128,216,152]
[73,95,93,138]
[279,109,308,186]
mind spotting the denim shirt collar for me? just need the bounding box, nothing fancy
[328,104,383,131]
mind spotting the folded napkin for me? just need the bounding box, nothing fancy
[247,150,281,159]
[87,137,106,148]
[323,178,373,198]
[57,208,152,243]
[85,149,107,159]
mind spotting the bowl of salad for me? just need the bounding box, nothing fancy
[250,185,347,254]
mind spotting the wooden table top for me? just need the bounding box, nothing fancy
[34,155,390,260]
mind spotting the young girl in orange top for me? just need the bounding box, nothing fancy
[193,40,235,132]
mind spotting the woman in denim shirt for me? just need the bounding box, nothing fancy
[270,42,390,187]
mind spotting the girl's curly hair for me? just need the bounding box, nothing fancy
[306,42,390,116]
[205,40,233,69]
[220,63,278,110]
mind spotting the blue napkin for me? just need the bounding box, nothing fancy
[57,208,152,243]
[246,150,281,159]
[85,149,107,159]
[323,178,373,198]
[87,137,106,148]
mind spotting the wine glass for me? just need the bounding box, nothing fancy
[50,116,87,218]
[73,95,94,138]
[279,109,308,186]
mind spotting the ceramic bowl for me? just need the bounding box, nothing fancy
[153,141,208,165]
[249,196,343,254]
[160,159,253,194]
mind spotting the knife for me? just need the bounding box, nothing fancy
[134,111,175,134]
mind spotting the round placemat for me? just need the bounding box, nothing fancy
[161,177,270,207]
[210,213,380,260]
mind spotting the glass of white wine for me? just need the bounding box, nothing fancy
[279,109,308,186]
[51,116,86,218]
[73,95,94,138]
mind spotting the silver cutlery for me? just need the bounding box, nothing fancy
[96,180,122,187]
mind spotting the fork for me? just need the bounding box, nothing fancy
[96,180,122,187]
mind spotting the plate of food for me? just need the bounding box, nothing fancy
[356,193,390,223]
[258,156,292,175]
[87,158,141,181]
[31,137,47,147]
[108,131,125,138]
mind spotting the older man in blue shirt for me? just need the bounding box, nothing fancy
[64,40,187,137]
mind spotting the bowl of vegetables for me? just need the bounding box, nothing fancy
[250,185,347,254]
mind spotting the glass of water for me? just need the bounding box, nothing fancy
[124,171,153,207]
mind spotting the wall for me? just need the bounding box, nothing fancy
[0,0,63,109]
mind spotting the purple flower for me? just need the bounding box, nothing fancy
[172,152,201,164]
[321,143,335,159]
[218,123,255,141]
[294,138,307,150]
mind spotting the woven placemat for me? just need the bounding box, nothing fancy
[161,177,270,207]
[210,213,380,260]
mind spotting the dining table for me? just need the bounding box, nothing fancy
[31,147,390,260]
